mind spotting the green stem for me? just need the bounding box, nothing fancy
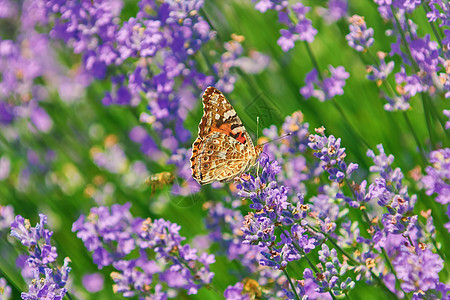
[329,291,338,300]
[421,93,436,149]
[381,248,408,300]
[390,6,419,72]
[402,112,427,164]
[303,41,324,81]
[282,269,301,300]
[65,292,74,300]
[332,100,371,149]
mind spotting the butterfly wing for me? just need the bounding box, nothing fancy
[190,87,260,185]
[192,132,259,185]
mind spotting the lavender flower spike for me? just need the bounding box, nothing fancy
[346,15,374,52]
[10,214,71,300]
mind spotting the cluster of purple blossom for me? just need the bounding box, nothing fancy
[72,202,215,298]
[214,110,448,299]
[10,213,71,299]
[252,0,351,102]
[345,2,449,113]
[0,0,270,199]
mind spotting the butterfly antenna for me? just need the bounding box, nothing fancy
[259,132,294,146]
[256,116,260,141]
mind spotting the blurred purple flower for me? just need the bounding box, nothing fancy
[30,107,53,133]
[394,248,443,293]
[444,110,450,129]
[0,102,14,124]
[422,148,450,205]
[0,0,18,19]
[224,282,250,300]
[0,156,11,181]
[0,205,14,234]
[0,277,11,299]
[367,53,395,81]
[254,1,317,51]
[346,15,374,52]
[301,66,350,101]
[73,203,214,297]
[318,0,348,23]
[82,273,104,293]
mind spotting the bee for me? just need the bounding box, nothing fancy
[145,171,175,195]
[243,278,262,300]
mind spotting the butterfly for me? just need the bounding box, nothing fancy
[190,86,263,185]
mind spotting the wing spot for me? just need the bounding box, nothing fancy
[202,156,209,161]
[203,163,210,169]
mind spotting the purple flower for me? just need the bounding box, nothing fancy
[74,203,214,297]
[307,128,357,182]
[30,106,53,133]
[346,15,374,52]
[10,214,71,300]
[318,0,348,24]
[394,248,443,293]
[301,244,355,296]
[224,282,250,300]
[367,52,395,81]
[82,273,104,293]
[393,0,422,13]
[72,203,137,268]
[0,205,14,233]
[422,148,450,205]
[21,259,71,300]
[0,277,12,299]
[301,66,350,101]
[444,110,450,129]
[294,19,318,43]
[254,1,317,51]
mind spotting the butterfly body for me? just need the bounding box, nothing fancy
[190,87,263,185]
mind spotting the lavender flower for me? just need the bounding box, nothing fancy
[224,282,249,300]
[73,203,214,298]
[253,2,317,51]
[366,52,395,82]
[10,214,71,300]
[366,144,417,236]
[300,66,350,101]
[0,277,12,300]
[444,110,450,129]
[307,127,358,183]
[312,244,355,296]
[346,15,374,52]
[394,248,443,293]
[82,273,104,293]
[0,205,14,234]
[421,148,450,205]
[215,37,270,93]
[318,0,348,24]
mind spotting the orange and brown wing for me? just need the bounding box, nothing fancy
[190,87,259,185]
